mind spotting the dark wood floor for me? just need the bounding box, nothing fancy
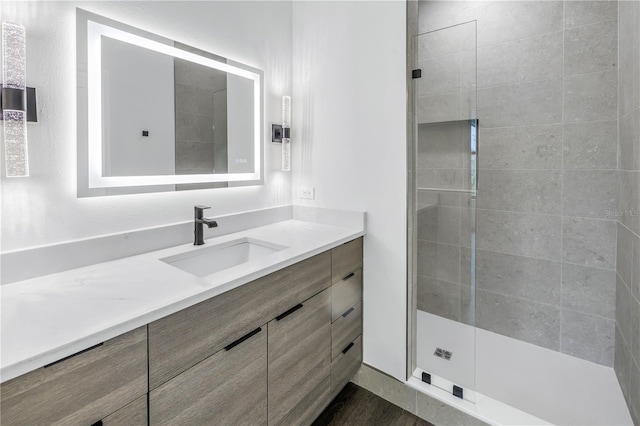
[313,383,435,426]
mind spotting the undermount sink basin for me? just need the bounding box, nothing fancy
[161,238,287,277]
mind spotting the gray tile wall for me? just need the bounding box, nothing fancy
[615,0,640,423]
[174,59,228,190]
[416,0,620,368]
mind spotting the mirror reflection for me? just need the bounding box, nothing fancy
[77,9,264,196]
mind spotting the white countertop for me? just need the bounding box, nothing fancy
[0,219,364,383]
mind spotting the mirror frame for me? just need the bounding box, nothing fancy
[76,9,264,196]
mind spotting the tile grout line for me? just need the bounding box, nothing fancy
[560,0,566,354]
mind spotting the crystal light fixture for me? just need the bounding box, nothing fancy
[2,22,28,177]
[281,96,291,172]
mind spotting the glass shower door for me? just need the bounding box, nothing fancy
[412,20,477,402]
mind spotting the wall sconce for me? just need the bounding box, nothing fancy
[1,22,37,178]
[272,96,291,171]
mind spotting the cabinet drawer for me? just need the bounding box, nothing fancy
[331,302,362,361]
[268,288,331,426]
[331,237,363,284]
[150,325,267,426]
[0,326,147,426]
[149,251,331,389]
[331,269,362,322]
[331,335,362,398]
[101,395,147,426]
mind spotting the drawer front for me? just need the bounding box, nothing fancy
[331,237,363,284]
[0,326,147,426]
[331,269,362,322]
[331,335,362,398]
[150,325,267,426]
[149,251,331,389]
[267,288,331,426]
[331,302,362,361]
[102,395,147,426]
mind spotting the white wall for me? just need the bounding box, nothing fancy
[292,1,407,380]
[0,1,292,251]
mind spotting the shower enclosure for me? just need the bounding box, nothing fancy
[408,2,636,424]
[411,20,478,402]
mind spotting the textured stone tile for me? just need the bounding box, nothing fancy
[418,22,466,59]
[562,217,616,269]
[561,309,615,366]
[476,289,561,350]
[564,1,618,29]
[417,240,460,284]
[417,276,461,322]
[478,78,562,128]
[471,1,563,48]
[478,170,562,214]
[434,206,461,245]
[473,250,561,306]
[418,168,467,191]
[480,124,562,170]
[460,50,477,92]
[418,121,469,170]
[618,171,640,236]
[618,0,640,116]
[634,233,640,300]
[477,31,562,88]
[564,20,617,76]
[175,83,215,116]
[563,120,617,170]
[417,205,437,242]
[616,273,634,349]
[176,112,215,143]
[619,108,640,172]
[418,1,464,34]
[562,170,618,219]
[417,92,460,124]
[615,326,631,404]
[352,365,417,414]
[630,361,640,426]
[417,53,461,96]
[562,264,616,319]
[175,59,227,91]
[476,209,562,261]
[416,390,489,426]
[175,140,215,172]
[631,374,640,426]
[564,70,617,123]
[617,222,635,289]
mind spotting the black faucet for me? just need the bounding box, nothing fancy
[194,205,218,245]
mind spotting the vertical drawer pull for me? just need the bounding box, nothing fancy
[341,307,355,318]
[224,327,262,351]
[342,272,355,281]
[44,342,104,368]
[275,303,304,321]
[342,342,355,354]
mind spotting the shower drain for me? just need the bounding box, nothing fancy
[433,347,452,360]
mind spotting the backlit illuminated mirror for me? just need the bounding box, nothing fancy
[76,9,264,196]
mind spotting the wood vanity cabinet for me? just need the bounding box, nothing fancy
[267,288,332,425]
[148,251,331,390]
[101,395,147,426]
[329,238,363,399]
[149,325,268,425]
[0,326,147,426]
[1,237,363,426]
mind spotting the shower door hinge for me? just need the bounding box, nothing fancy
[453,385,464,399]
[412,69,422,79]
